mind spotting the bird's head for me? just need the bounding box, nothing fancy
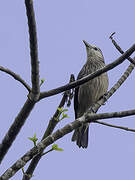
[83,40,104,61]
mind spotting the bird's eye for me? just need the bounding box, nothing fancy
[94,47,98,51]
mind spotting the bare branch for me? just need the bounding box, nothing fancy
[86,109,135,121]
[22,75,74,180]
[25,0,40,101]
[39,44,135,100]
[22,47,135,179]
[92,34,135,114]
[94,121,135,132]
[1,107,135,179]
[41,148,53,156]
[20,43,135,179]
[1,30,134,178]
[91,34,135,113]
[0,66,31,92]
[0,0,40,164]
[109,32,135,65]
[92,61,135,113]
[0,99,35,164]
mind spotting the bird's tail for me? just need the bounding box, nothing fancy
[72,124,89,148]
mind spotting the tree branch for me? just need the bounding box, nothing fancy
[22,75,74,180]
[91,60,135,113]
[1,108,135,179]
[0,0,40,164]
[0,66,31,92]
[0,99,35,164]
[93,120,135,132]
[109,32,135,65]
[39,44,135,100]
[17,42,135,179]
[90,34,135,113]
[22,43,135,179]
[86,109,135,121]
[25,0,40,101]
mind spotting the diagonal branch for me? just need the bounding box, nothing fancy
[110,32,135,65]
[21,42,135,179]
[90,35,135,113]
[0,66,31,92]
[25,0,40,101]
[1,36,135,174]
[0,0,40,164]
[39,44,135,100]
[91,61,135,113]
[0,99,35,164]
[93,120,135,132]
[1,108,135,179]
[22,75,74,180]
[22,43,135,179]
[86,109,135,121]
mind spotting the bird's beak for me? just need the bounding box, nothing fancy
[83,40,92,49]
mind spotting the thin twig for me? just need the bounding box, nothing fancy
[0,66,31,92]
[25,0,40,101]
[39,44,135,100]
[22,75,74,180]
[93,120,135,132]
[41,149,53,156]
[109,32,135,65]
[1,108,135,179]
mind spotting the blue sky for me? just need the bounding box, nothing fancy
[0,0,135,179]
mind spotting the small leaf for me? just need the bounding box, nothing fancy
[28,133,38,146]
[52,144,58,150]
[52,144,64,151]
[62,109,68,112]
[63,113,69,118]
[56,148,64,151]
[60,113,70,121]
[57,107,63,112]
[40,78,45,86]
[56,107,69,121]
[28,137,34,141]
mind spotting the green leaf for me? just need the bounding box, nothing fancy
[60,113,70,121]
[40,78,45,86]
[52,144,64,151]
[28,133,38,146]
[52,144,58,150]
[56,148,64,151]
[62,109,68,112]
[56,107,69,121]
[57,107,63,112]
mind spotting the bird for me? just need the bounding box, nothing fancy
[71,40,109,148]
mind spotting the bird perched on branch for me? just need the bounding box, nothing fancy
[72,40,109,148]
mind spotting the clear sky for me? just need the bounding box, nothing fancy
[0,0,135,179]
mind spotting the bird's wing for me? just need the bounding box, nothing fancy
[74,86,79,119]
[74,64,88,119]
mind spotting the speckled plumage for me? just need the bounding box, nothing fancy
[72,40,109,148]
